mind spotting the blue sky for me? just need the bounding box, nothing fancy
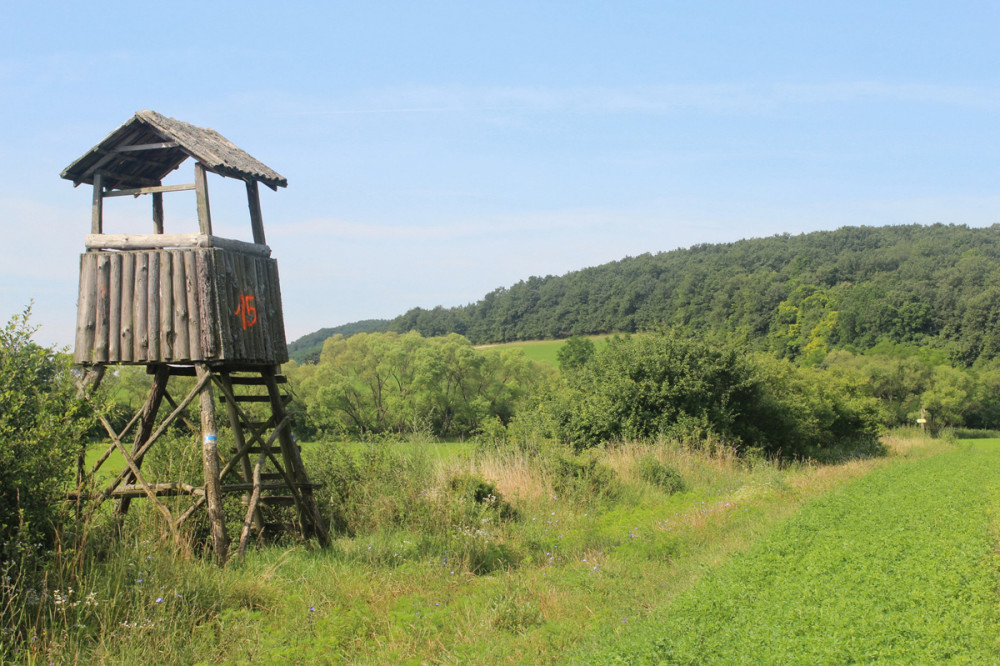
[3,1,1000,347]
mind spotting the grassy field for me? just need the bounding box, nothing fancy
[477,335,608,366]
[596,437,1000,663]
[21,432,960,664]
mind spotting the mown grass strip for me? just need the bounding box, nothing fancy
[599,442,1000,664]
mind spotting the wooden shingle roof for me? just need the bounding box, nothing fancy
[61,110,288,191]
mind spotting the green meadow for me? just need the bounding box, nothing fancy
[476,335,608,367]
[18,430,996,664]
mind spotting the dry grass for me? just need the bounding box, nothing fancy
[883,427,946,458]
[444,449,550,501]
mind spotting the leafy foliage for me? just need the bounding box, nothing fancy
[553,331,884,456]
[636,455,684,494]
[0,307,89,549]
[556,335,595,372]
[287,319,390,363]
[289,332,551,439]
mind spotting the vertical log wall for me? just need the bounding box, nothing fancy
[75,248,288,365]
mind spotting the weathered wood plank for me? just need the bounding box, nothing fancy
[94,254,111,363]
[182,251,202,360]
[104,183,195,198]
[85,233,271,257]
[75,253,98,363]
[160,251,174,360]
[111,141,179,153]
[147,253,161,361]
[172,252,189,360]
[232,253,249,360]
[220,252,236,360]
[196,250,218,359]
[120,252,135,361]
[134,253,149,362]
[108,253,122,361]
[268,259,289,362]
[194,162,213,236]
[254,256,270,361]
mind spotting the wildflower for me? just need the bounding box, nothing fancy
[155,598,163,603]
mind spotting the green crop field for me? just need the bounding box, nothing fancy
[597,439,1000,663]
[479,335,608,366]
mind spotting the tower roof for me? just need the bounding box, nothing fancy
[61,110,288,191]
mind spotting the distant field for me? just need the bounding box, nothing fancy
[301,439,471,463]
[477,335,608,366]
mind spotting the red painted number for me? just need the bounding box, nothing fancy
[235,295,258,330]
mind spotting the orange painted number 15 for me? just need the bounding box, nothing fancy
[235,295,258,330]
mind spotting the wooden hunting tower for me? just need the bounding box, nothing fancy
[64,111,326,560]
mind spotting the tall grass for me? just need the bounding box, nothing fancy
[6,429,938,663]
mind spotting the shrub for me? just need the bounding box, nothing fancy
[546,449,622,501]
[304,443,433,536]
[448,473,518,521]
[637,455,685,494]
[0,307,90,552]
[557,330,885,458]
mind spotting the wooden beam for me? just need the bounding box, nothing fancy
[196,364,229,562]
[78,129,143,184]
[112,141,179,152]
[104,183,195,198]
[91,172,103,234]
[194,162,213,236]
[115,365,170,517]
[85,233,272,257]
[152,192,164,234]
[246,180,266,245]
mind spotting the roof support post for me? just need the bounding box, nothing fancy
[194,162,213,236]
[152,191,164,234]
[91,171,104,234]
[246,180,266,245]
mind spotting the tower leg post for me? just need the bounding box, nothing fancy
[196,364,229,563]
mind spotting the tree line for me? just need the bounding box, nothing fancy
[375,223,1000,366]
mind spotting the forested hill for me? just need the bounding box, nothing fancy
[288,319,389,363]
[382,224,1000,365]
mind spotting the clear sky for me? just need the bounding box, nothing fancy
[3,1,1000,347]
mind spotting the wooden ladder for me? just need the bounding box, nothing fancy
[214,367,328,558]
[71,363,328,562]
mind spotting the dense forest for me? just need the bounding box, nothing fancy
[366,224,1000,366]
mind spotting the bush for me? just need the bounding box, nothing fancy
[556,330,885,458]
[448,473,518,521]
[546,449,622,501]
[637,455,685,494]
[0,307,90,552]
[304,443,436,536]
